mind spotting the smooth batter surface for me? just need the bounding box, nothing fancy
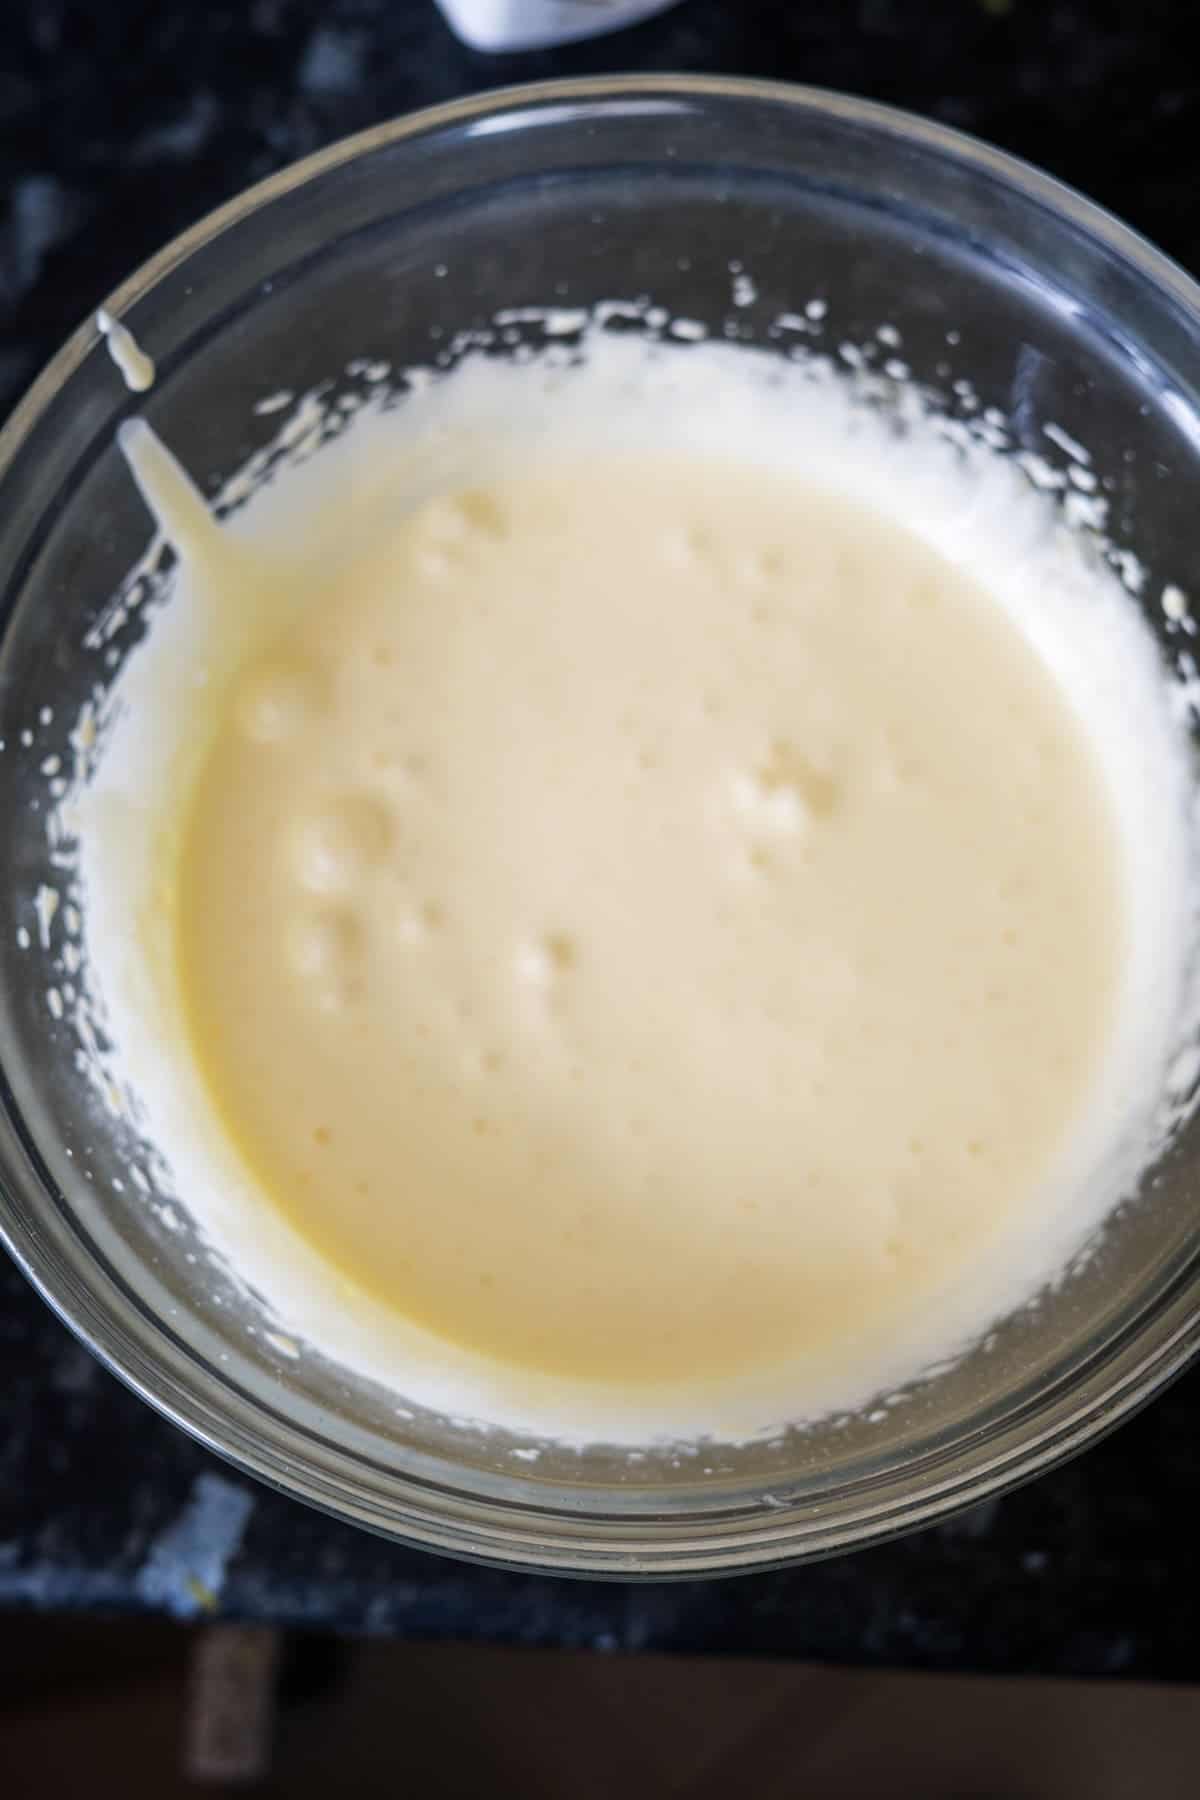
[173,453,1126,1391]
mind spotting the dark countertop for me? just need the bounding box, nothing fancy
[4,0,1200,1674]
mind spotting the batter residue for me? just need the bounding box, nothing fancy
[76,331,1194,1443]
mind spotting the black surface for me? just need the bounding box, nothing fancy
[4,0,1200,1673]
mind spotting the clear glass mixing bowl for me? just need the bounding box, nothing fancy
[3,77,1200,1576]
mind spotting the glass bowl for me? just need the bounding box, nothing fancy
[3,76,1200,1577]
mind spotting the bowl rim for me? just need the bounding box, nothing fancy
[4,71,1200,1577]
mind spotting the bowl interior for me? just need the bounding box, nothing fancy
[2,81,1200,1571]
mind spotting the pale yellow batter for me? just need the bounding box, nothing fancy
[172,453,1125,1392]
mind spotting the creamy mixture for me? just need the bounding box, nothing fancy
[72,330,1194,1443]
[179,457,1123,1388]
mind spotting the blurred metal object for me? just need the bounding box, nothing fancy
[433,0,683,53]
[184,1624,280,1784]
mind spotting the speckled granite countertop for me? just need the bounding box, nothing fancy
[3,0,1200,1672]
